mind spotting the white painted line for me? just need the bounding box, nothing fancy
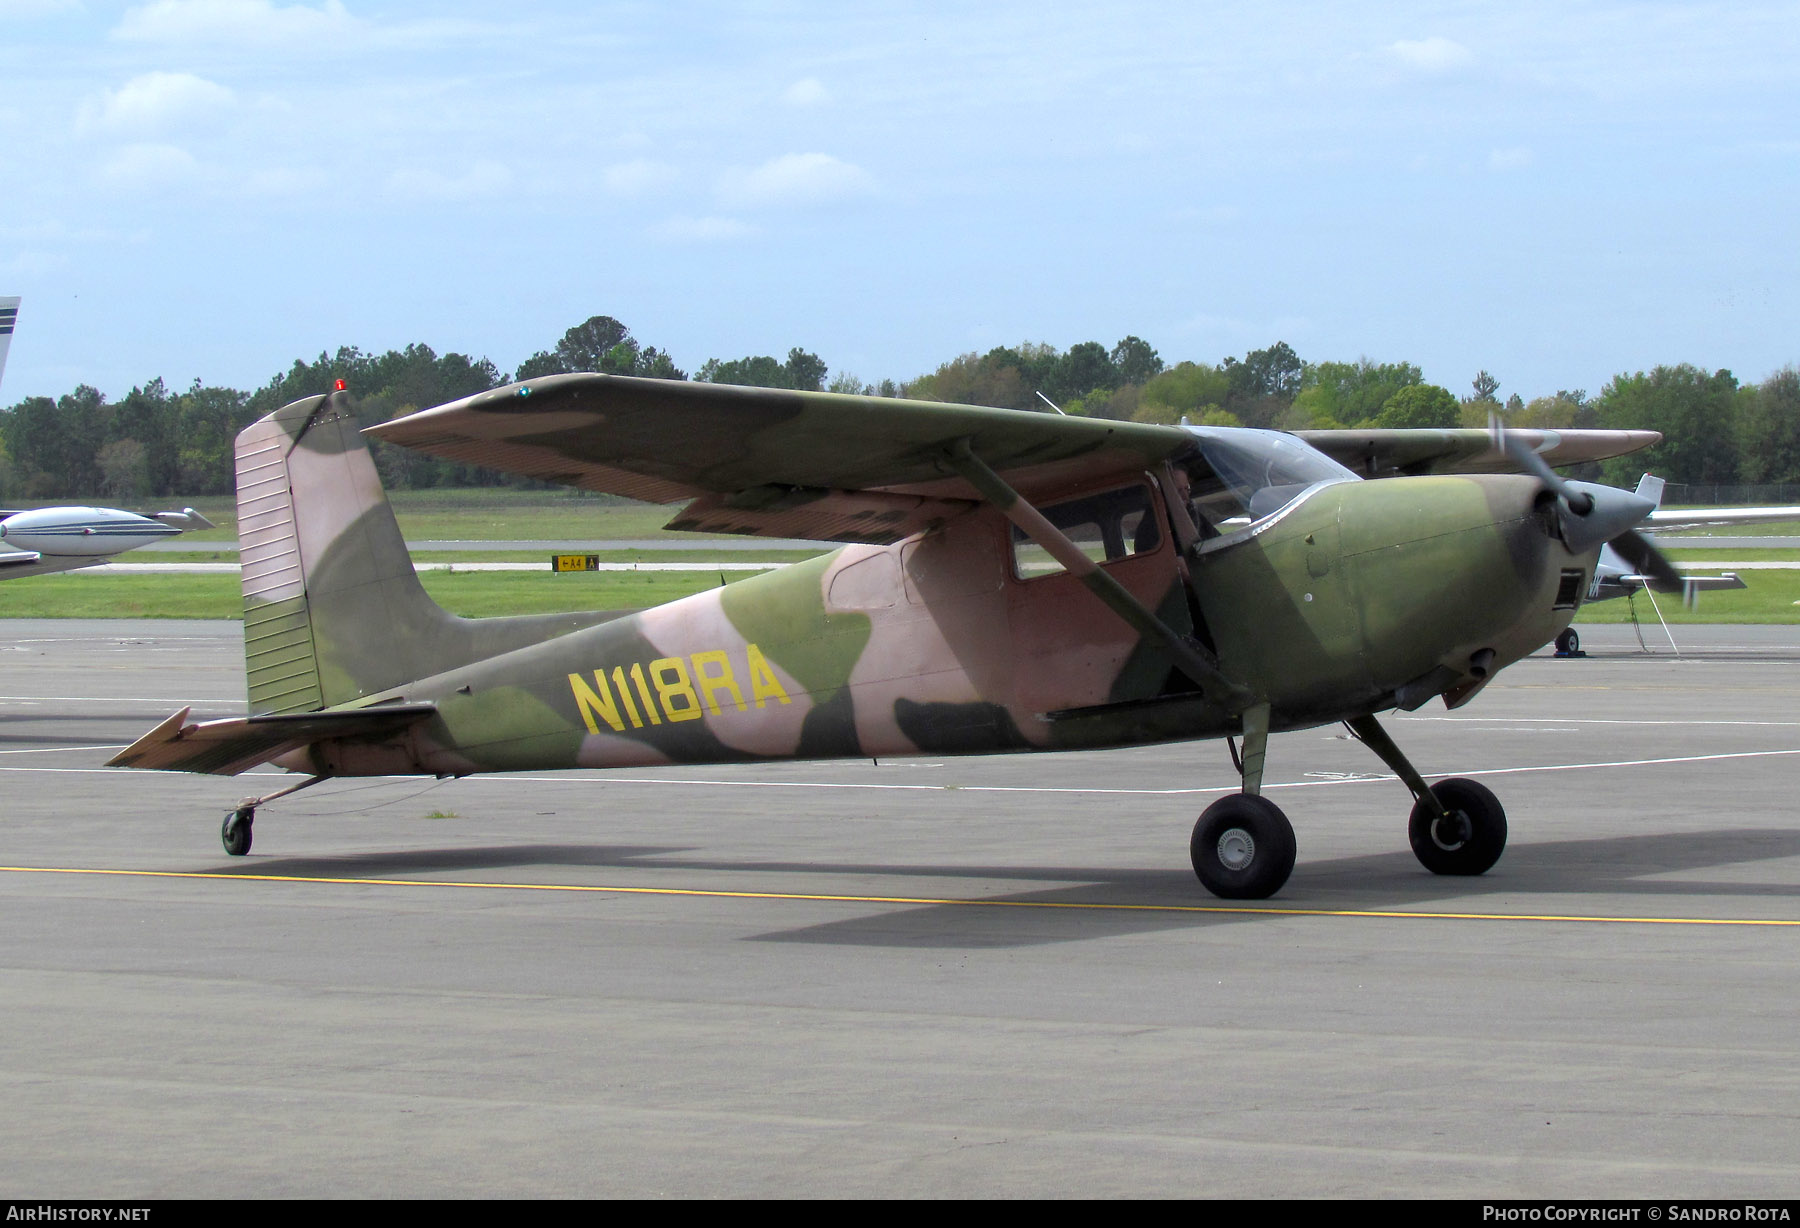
[0,696,237,704]
[86,561,784,574]
[1402,715,1800,728]
[1669,561,1800,570]
[0,745,125,755]
[14,747,1800,792]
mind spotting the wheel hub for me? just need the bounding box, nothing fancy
[1216,827,1256,871]
[1430,810,1472,850]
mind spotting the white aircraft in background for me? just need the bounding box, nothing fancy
[0,505,216,579]
[0,296,217,579]
[1555,473,1799,654]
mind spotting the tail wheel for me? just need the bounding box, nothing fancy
[1409,778,1506,876]
[1190,794,1296,899]
[221,808,254,857]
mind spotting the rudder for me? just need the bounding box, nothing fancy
[237,390,614,715]
[238,391,439,713]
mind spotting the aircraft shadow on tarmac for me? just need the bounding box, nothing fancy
[215,827,1800,950]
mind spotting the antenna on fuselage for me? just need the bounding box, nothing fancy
[1034,391,1067,416]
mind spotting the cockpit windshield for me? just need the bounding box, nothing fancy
[1177,427,1358,534]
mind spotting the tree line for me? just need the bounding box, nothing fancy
[2,314,1795,499]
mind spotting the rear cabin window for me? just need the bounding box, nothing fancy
[1012,483,1162,579]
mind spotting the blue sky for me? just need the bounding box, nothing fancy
[2,0,1796,405]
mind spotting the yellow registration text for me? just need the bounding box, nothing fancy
[568,644,791,734]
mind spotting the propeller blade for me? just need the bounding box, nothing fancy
[1609,528,1682,592]
[1494,417,1654,552]
[1499,428,1593,514]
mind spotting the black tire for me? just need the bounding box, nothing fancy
[221,808,253,857]
[1555,628,1580,655]
[1408,778,1505,876]
[1190,794,1297,899]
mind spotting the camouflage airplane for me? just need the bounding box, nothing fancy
[110,378,1665,899]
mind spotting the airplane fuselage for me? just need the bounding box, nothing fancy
[276,472,1590,778]
[0,505,186,557]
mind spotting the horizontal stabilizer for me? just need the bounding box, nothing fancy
[1679,572,1746,593]
[152,507,216,531]
[106,702,437,776]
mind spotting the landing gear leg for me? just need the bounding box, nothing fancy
[217,774,332,857]
[1192,703,1295,899]
[1346,714,1507,876]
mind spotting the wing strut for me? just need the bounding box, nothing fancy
[941,439,1245,710]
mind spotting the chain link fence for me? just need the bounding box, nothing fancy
[1660,483,1800,506]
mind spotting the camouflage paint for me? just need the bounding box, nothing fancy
[116,389,1630,786]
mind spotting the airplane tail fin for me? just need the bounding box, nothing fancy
[1633,473,1666,509]
[0,296,18,397]
[236,391,612,716]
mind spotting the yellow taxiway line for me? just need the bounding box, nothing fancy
[4,864,1798,927]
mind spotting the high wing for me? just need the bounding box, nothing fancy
[1297,428,1660,478]
[369,377,1666,543]
[367,374,1198,543]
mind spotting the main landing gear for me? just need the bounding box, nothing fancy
[1191,703,1297,899]
[1187,708,1507,899]
[217,774,331,856]
[1191,794,1296,899]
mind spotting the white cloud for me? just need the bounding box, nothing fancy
[97,142,201,189]
[1389,36,1474,75]
[1489,146,1534,171]
[78,72,235,135]
[719,152,875,209]
[782,77,830,107]
[114,0,360,45]
[650,215,755,243]
[603,159,678,197]
[384,160,511,201]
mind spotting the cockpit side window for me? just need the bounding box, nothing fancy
[1011,482,1160,579]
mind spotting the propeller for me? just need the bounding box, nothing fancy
[1608,527,1684,593]
[1490,412,1686,598]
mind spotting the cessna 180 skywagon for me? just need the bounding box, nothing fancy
[110,377,1665,899]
